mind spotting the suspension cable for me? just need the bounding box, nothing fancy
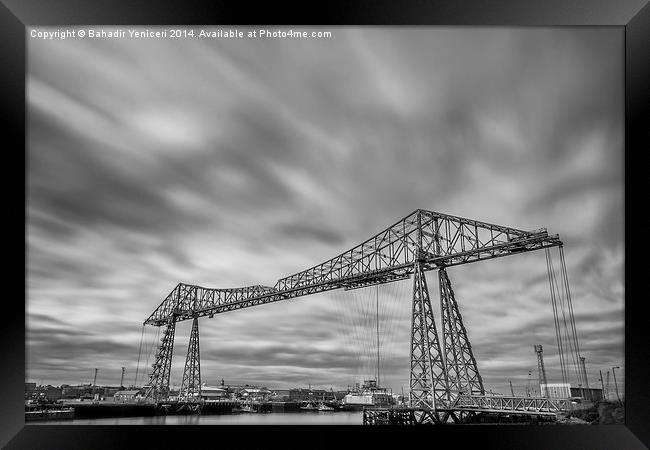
[348,285,366,383]
[560,246,584,388]
[331,288,353,390]
[549,250,582,386]
[382,278,400,383]
[550,254,573,381]
[355,287,368,381]
[376,285,380,386]
[546,246,585,395]
[143,326,160,384]
[134,324,145,387]
[546,248,568,385]
[364,286,374,380]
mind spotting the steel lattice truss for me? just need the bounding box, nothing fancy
[450,394,572,415]
[141,209,564,410]
[363,408,440,425]
[439,268,484,400]
[179,317,201,402]
[144,209,561,326]
[409,260,449,413]
[143,319,176,402]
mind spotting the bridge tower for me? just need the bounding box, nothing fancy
[439,268,484,400]
[144,317,176,402]
[409,259,449,423]
[535,345,549,397]
[179,316,202,403]
[140,209,573,420]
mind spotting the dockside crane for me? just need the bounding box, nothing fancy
[535,345,549,398]
[120,367,126,389]
[92,368,98,398]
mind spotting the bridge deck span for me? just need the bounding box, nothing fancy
[145,209,562,325]
[363,395,572,425]
[449,394,572,415]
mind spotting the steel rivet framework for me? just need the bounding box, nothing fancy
[439,268,484,400]
[141,209,571,416]
[143,210,562,327]
[143,317,176,402]
[179,316,202,404]
[408,259,449,424]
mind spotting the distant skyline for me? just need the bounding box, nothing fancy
[27,26,623,396]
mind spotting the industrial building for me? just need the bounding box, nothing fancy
[199,384,228,400]
[539,383,603,402]
[113,390,142,403]
[570,387,603,402]
[540,383,572,399]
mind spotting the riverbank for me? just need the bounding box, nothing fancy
[29,410,365,425]
[26,400,304,421]
[561,400,625,424]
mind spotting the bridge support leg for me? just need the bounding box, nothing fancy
[144,317,176,402]
[409,260,449,424]
[180,316,202,404]
[439,268,484,404]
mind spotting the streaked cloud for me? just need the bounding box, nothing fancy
[27,27,623,395]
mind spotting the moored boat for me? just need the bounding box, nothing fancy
[300,402,319,411]
[236,404,256,413]
[340,380,395,411]
[25,407,75,421]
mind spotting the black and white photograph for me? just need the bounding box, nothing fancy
[24,25,625,427]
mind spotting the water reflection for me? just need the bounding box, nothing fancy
[32,411,365,425]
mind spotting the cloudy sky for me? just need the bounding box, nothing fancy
[26,27,624,397]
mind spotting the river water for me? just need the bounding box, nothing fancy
[32,411,365,425]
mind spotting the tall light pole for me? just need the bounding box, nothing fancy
[579,356,589,400]
[535,345,549,398]
[598,370,605,402]
[612,366,621,404]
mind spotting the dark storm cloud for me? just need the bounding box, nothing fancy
[27,27,623,394]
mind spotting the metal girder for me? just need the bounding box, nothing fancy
[179,317,201,403]
[145,284,276,326]
[143,318,176,402]
[144,209,562,325]
[363,408,440,425]
[450,394,572,415]
[439,268,484,401]
[409,260,449,412]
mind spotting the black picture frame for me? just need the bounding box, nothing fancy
[3,0,648,448]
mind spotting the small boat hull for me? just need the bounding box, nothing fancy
[25,408,75,421]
